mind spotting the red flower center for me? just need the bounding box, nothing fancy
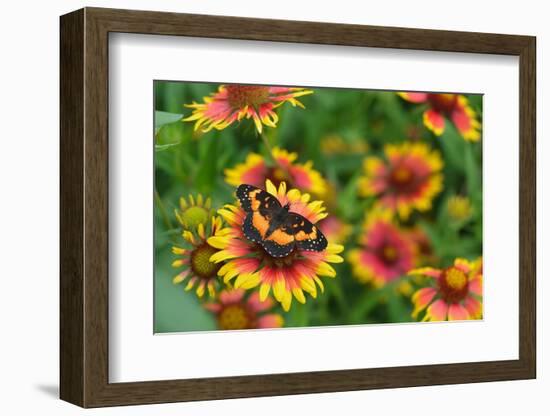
[438,266,469,303]
[218,304,253,330]
[391,166,413,184]
[190,243,222,279]
[265,166,291,189]
[427,93,458,114]
[389,165,417,192]
[379,244,399,265]
[226,85,270,109]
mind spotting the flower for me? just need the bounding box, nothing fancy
[224,147,327,196]
[204,289,283,330]
[207,180,344,311]
[317,216,352,244]
[446,195,473,222]
[174,194,214,230]
[183,84,313,134]
[408,257,483,321]
[171,216,230,298]
[347,208,417,286]
[357,142,444,219]
[398,92,481,142]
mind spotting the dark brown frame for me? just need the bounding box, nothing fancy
[60,7,536,408]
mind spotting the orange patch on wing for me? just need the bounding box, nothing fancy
[265,228,294,245]
[252,211,270,238]
[249,189,262,211]
[295,228,317,242]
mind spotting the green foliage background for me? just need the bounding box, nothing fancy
[154,81,482,333]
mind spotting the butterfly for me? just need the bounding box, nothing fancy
[236,184,328,258]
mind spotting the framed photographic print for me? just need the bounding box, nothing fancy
[60,7,536,408]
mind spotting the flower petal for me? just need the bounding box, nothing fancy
[247,291,273,312]
[448,303,470,321]
[464,296,482,319]
[411,287,437,318]
[398,92,428,103]
[469,276,482,296]
[292,287,306,304]
[219,289,245,305]
[172,270,190,284]
[454,258,472,273]
[451,96,481,142]
[408,267,442,278]
[424,299,448,321]
[257,314,284,328]
[203,303,221,313]
[281,290,292,312]
[272,277,286,302]
[259,282,271,301]
[316,262,336,277]
[234,273,256,289]
[265,179,278,197]
[423,109,446,136]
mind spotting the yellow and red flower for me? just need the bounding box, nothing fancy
[358,142,444,219]
[408,257,483,321]
[171,216,230,298]
[224,147,327,196]
[183,84,313,134]
[347,208,417,287]
[204,289,283,330]
[398,92,481,141]
[317,216,352,244]
[207,180,344,311]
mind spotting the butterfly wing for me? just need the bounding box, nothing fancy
[260,220,296,257]
[285,213,327,252]
[237,184,327,257]
[238,184,285,249]
[237,184,281,213]
[243,211,270,245]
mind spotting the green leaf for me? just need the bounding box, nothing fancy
[155,111,183,130]
[155,111,184,137]
[155,143,180,152]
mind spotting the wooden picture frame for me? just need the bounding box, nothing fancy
[60,7,536,408]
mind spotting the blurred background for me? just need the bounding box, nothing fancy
[154,81,482,333]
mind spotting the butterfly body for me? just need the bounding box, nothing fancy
[262,202,291,238]
[237,184,327,258]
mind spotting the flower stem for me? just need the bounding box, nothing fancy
[260,133,275,161]
[260,132,291,180]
